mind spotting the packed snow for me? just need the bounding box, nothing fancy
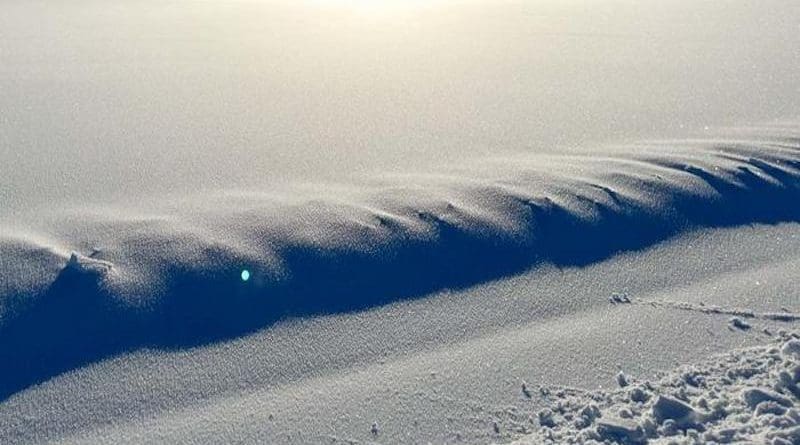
[512,332,800,444]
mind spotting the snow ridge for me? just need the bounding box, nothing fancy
[1,123,800,400]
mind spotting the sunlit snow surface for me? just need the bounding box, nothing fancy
[1,0,800,443]
[3,121,800,404]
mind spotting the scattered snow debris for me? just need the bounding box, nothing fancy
[509,332,800,445]
[521,381,532,398]
[729,316,751,330]
[616,371,630,388]
[640,299,800,323]
[370,422,378,436]
[609,293,631,304]
[766,312,800,322]
[770,426,800,444]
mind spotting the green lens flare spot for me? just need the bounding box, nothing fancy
[241,269,250,282]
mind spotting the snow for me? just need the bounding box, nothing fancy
[730,316,752,331]
[64,252,113,276]
[512,333,800,444]
[616,372,631,388]
[1,0,799,443]
[1,222,798,444]
[782,341,800,361]
[2,127,800,401]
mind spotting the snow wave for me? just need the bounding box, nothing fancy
[2,123,800,399]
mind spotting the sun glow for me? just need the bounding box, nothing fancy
[308,0,440,19]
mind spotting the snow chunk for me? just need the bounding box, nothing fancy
[609,293,631,304]
[596,416,645,444]
[616,371,631,388]
[741,388,793,409]
[729,316,752,330]
[65,251,113,276]
[629,386,649,403]
[521,381,532,398]
[781,339,800,360]
[537,408,557,428]
[652,395,705,429]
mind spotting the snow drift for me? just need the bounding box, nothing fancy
[1,123,800,399]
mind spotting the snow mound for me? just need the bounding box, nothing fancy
[65,252,113,276]
[512,332,800,444]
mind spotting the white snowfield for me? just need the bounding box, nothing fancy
[2,0,800,443]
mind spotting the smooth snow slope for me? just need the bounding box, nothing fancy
[2,0,800,213]
[1,223,799,444]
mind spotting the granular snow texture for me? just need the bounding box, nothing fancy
[512,332,800,444]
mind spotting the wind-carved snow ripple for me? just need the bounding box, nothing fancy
[1,124,800,399]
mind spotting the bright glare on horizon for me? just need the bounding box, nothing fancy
[307,0,441,18]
